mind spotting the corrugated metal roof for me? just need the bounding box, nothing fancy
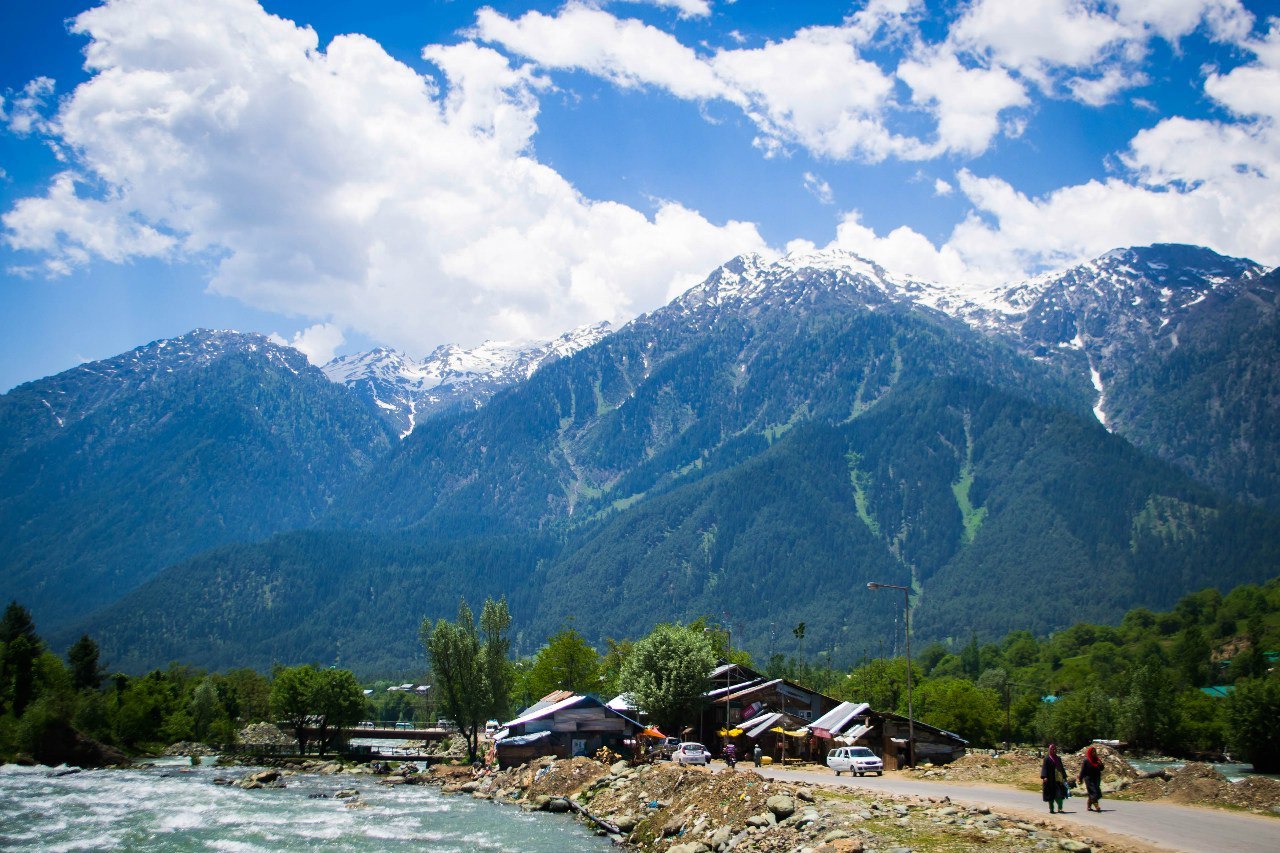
[503,693,592,729]
[725,677,782,702]
[743,711,784,739]
[809,701,869,735]
[708,678,765,699]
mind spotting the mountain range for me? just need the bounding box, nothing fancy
[4,243,1278,676]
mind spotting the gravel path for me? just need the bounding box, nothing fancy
[753,764,1280,853]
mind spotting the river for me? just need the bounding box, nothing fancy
[0,758,613,851]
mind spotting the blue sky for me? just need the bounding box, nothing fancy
[1,0,1277,391]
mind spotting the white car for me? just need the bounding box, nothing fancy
[673,742,709,765]
[827,746,884,776]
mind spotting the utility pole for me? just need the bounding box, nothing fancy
[867,582,914,768]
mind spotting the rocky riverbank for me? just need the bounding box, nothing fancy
[399,756,1142,852]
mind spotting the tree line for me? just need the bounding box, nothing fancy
[6,572,1278,772]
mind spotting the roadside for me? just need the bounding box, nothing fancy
[756,762,1280,853]
[403,755,1160,852]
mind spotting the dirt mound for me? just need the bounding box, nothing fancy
[521,756,611,798]
[238,722,295,747]
[585,763,777,844]
[1119,762,1280,811]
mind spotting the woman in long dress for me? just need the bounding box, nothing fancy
[1078,746,1104,811]
[1041,744,1068,813]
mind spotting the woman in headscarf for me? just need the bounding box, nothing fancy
[1041,744,1068,813]
[1078,745,1105,811]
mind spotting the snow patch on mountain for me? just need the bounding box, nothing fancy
[324,322,613,437]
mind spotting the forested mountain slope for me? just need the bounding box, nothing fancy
[0,331,393,634]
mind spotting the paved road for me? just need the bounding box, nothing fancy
[751,765,1279,853]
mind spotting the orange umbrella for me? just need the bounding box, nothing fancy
[639,727,667,738]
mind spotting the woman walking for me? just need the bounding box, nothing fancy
[1078,746,1104,812]
[1041,744,1068,813]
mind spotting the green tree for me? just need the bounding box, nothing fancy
[526,628,601,699]
[1226,675,1280,772]
[421,597,511,762]
[0,601,38,645]
[270,665,320,755]
[1119,663,1180,750]
[67,635,104,692]
[915,677,1001,746]
[599,637,633,698]
[189,679,220,742]
[480,597,513,723]
[841,657,915,712]
[311,669,367,756]
[1033,688,1115,750]
[619,622,716,734]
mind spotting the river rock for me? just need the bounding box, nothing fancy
[766,795,796,819]
[545,797,570,813]
[610,813,640,833]
[610,760,630,775]
[334,789,359,799]
[669,844,709,853]
[708,826,732,848]
[746,812,776,828]
[1058,841,1091,852]
[239,769,285,790]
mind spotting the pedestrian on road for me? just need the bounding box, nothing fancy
[753,744,763,767]
[1078,745,1104,812]
[1041,744,1068,813]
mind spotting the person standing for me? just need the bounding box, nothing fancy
[1078,746,1104,812]
[1041,744,1068,813]
[753,743,763,767]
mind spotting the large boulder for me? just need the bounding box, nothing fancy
[766,795,796,819]
[30,722,130,769]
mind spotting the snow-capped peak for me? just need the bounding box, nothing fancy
[324,322,613,437]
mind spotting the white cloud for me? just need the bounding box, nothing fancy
[949,0,1255,104]
[709,24,922,161]
[950,0,1131,89]
[270,322,345,365]
[3,77,56,135]
[612,0,713,19]
[2,0,767,352]
[803,172,834,204]
[934,177,953,196]
[472,4,728,101]
[897,48,1029,155]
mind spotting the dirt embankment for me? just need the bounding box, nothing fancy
[910,747,1280,815]
[403,756,1146,852]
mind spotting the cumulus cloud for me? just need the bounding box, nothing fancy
[2,0,767,352]
[477,5,930,162]
[270,322,345,365]
[897,47,1029,155]
[472,4,728,101]
[613,0,713,19]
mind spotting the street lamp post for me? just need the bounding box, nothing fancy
[867,582,914,768]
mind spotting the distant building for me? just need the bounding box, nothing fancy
[699,663,967,768]
[494,692,641,768]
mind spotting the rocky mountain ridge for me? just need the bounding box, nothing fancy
[323,322,613,436]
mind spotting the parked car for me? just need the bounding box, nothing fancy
[651,736,681,758]
[673,742,710,765]
[827,746,883,776]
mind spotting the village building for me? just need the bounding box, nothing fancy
[698,663,967,768]
[494,691,641,768]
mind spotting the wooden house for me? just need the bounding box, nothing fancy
[494,692,640,768]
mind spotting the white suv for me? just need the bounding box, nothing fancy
[827,746,883,776]
[673,742,709,765]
